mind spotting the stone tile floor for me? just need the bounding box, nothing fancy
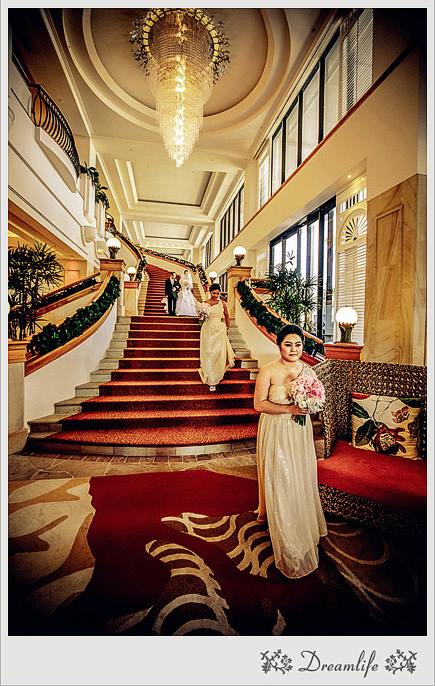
[9,447,259,481]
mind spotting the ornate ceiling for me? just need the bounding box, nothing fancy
[10,7,329,259]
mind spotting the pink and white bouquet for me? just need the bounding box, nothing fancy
[289,374,325,426]
[197,302,211,321]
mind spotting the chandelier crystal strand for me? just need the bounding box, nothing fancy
[131,9,230,167]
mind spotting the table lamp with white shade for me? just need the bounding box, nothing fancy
[106,236,121,259]
[335,306,358,343]
[233,245,246,266]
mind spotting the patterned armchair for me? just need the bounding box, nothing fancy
[314,359,427,534]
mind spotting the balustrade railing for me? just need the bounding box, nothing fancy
[29,83,81,177]
[36,273,100,311]
[237,280,324,359]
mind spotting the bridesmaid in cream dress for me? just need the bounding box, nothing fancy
[253,324,327,579]
[198,283,235,392]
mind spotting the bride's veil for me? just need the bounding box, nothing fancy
[184,271,193,289]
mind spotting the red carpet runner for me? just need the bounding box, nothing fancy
[48,264,259,448]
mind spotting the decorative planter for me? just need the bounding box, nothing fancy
[79,172,96,223]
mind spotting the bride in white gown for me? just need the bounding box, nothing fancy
[176,270,198,317]
[253,323,327,579]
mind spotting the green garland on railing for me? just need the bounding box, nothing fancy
[27,276,121,357]
[237,280,324,358]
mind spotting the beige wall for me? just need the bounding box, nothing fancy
[364,174,426,365]
[209,48,425,277]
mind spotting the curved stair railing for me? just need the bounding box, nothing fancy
[36,272,101,315]
[29,83,80,178]
[25,273,121,375]
[237,280,325,361]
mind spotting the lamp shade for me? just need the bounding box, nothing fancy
[335,307,358,326]
[208,271,218,280]
[233,245,246,258]
[106,236,121,250]
[127,267,136,276]
[106,236,121,259]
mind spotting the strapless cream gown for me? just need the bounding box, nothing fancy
[256,373,327,579]
[198,301,235,387]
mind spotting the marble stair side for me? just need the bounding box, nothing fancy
[228,319,259,380]
[137,276,149,315]
[27,316,131,441]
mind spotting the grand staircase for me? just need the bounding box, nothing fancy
[28,264,259,456]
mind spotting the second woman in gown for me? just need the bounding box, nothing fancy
[176,269,198,317]
[253,324,327,579]
[198,283,235,392]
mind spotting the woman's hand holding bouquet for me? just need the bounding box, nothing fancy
[288,375,325,426]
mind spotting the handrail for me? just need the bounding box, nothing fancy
[112,227,143,262]
[28,83,81,178]
[36,272,101,312]
[237,280,324,358]
[25,272,121,372]
[143,248,197,272]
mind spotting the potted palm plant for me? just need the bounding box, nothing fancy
[8,242,64,341]
[264,252,317,330]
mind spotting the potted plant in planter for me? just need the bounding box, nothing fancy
[79,162,100,223]
[264,252,317,331]
[8,242,64,341]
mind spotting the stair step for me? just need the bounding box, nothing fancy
[81,393,254,412]
[62,407,259,430]
[28,424,258,450]
[99,379,255,396]
[110,368,250,381]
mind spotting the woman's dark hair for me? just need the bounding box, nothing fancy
[276,324,304,347]
[209,283,221,292]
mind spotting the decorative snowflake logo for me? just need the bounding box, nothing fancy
[385,649,417,674]
[260,649,293,674]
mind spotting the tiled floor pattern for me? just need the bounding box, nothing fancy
[9,447,258,482]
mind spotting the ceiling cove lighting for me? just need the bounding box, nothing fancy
[130,8,230,167]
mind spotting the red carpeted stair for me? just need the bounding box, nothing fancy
[45,263,259,449]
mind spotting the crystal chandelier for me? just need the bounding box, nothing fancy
[131,9,230,167]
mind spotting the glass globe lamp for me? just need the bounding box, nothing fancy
[335,307,358,343]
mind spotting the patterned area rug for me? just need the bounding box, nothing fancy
[8,470,426,636]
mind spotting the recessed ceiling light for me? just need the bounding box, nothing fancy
[347,174,352,179]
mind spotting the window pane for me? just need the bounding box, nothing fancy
[309,219,319,279]
[233,194,240,235]
[284,233,298,270]
[272,243,282,271]
[285,105,298,178]
[271,129,283,194]
[301,70,320,161]
[324,41,339,135]
[299,224,307,279]
[259,155,270,207]
[239,187,244,228]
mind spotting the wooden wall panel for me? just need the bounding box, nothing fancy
[364,174,426,364]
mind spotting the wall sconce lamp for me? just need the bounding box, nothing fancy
[126,266,137,280]
[123,273,131,282]
[335,307,358,343]
[106,236,121,259]
[233,245,246,266]
[208,271,218,284]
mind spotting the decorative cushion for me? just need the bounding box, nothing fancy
[351,393,421,460]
